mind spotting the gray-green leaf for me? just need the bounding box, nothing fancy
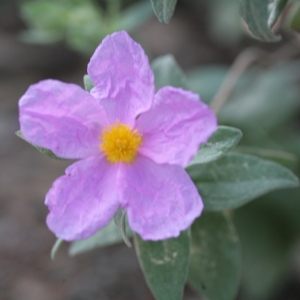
[51,238,64,260]
[240,0,288,42]
[150,0,178,24]
[188,126,242,166]
[16,130,69,161]
[188,212,241,300]
[69,220,132,256]
[187,153,299,211]
[151,55,188,91]
[83,74,95,92]
[113,208,132,247]
[235,146,298,170]
[134,231,190,300]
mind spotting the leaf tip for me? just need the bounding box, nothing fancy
[51,238,64,260]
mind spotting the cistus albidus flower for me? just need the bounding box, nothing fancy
[18,31,217,241]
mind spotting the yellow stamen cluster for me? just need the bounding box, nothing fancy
[100,122,142,163]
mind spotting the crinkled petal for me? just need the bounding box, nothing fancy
[136,87,217,166]
[45,155,120,241]
[19,79,108,159]
[121,156,203,240]
[87,31,154,126]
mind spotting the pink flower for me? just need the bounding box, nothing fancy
[18,31,217,241]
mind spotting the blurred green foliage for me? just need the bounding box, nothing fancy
[20,0,153,55]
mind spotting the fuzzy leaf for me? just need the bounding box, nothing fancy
[187,153,299,211]
[69,220,132,256]
[240,0,288,42]
[113,208,132,247]
[150,0,178,24]
[16,130,69,161]
[235,146,298,170]
[51,239,64,260]
[83,74,95,92]
[134,230,190,300]
[188,126,242,166]
[151,55,188,91]
[268,0,289,28]
[188,212,241,300]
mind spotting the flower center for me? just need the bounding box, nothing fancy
[100,121,142,163]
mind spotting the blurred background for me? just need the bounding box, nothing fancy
[1,0,300,299]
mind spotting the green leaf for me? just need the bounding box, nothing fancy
[69,220,132,256]
[51,238,64,260]
[151,55,188,91]
[240,0,288,42]
[188,126,242,166]
[21,0,69,32]
[188,212,241,300]
[234,201,294,300]
[113,208,132,247]
[235,146,298,170]
[187,153,299,211]
[134,231,190,300]
[15,131,69,161]
[65,2,105,55]
[83,74,95,92]
[21,0,106,55]
[150,0,178,24]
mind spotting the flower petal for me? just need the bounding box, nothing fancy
[121,156,203,240]
[87,31,154,125]
[19,79,108,159]
[136,87,217,166]
[45,155,120,241]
